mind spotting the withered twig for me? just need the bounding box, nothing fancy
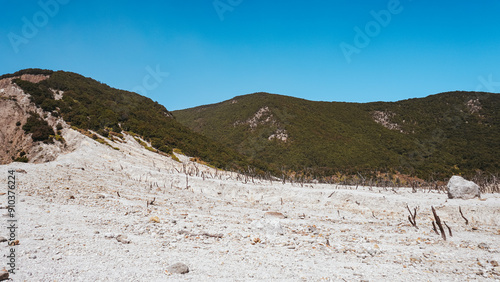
[431,206,446,240]
[406,204,418,229]
[443,221,453,237]
[147,197,156,207]
[432,221,440,235]
[459,206,469,225]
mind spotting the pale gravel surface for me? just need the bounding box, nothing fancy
[1,130,499,281]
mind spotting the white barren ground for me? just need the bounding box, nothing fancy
[1,130,499,281]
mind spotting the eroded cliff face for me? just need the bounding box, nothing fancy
[0,75,74,164]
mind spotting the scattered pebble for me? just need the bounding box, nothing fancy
[116,235,131,244]
[264,212,285,219]
[166,262,189,274]
[149,216,160,223]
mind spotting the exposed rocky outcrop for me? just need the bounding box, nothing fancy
[0,76,75,164]
[234,106,276,129]
[268,128,288,142]
[372,110,404,133]
[234,106,289,142]
[466,98,482,114]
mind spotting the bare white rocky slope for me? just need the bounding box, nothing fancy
[0,127,499,281]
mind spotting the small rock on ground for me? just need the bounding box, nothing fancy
[116,234,131,244]
[264,211,286,219]
[166,262,189,274]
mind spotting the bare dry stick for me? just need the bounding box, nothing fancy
[431,206,446,240]
[459,206,469,225]
[443,221,453,237]
[147,197,156,207]
[406,204,418,229]
[432,221,440,235]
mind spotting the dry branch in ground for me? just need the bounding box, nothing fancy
[444,221,453,237]
[147,197,156,207]
[432,221,440,235]
[406,204,418,229]
[432,206,446,240]
[459,206,469,225]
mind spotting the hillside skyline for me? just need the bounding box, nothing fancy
[2,68,499,181]
[1,1,500,110]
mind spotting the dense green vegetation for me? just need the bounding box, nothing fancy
[7,68,499,181]
[22,112,55,143]
[174,92,500,181]
[11,69,268,173]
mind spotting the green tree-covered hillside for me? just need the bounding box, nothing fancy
[6,69,268,172]
[173,92,500,180]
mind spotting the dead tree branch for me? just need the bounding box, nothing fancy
[459,206,469,225]
[147,197,156,207]
[432,221,440,235]
[406,204,418,229]
[431,206,446,240]
[443,221,453,237]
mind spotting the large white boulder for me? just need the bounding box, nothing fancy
[447,175,480,199]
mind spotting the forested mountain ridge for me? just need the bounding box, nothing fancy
[4,68,499,182]
[173,91,500,181]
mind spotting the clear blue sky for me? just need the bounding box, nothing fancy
[1,1,499,110]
